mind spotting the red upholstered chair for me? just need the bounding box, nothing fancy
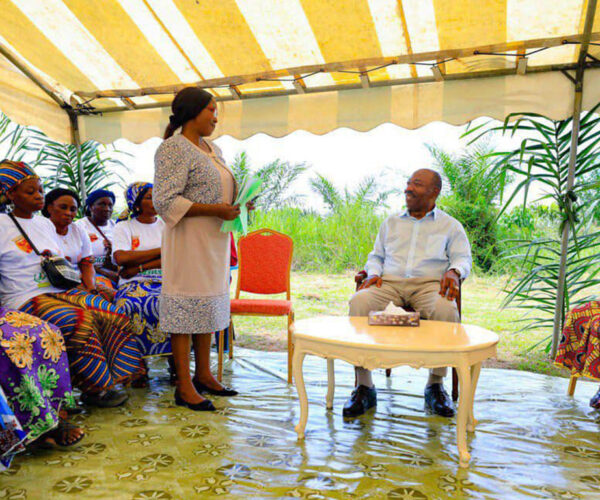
[229,229,295,383]
[354,270,462,401]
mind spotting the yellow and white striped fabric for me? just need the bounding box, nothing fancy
[1,0,599,144]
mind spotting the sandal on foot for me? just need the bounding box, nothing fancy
[39,420,85,448]
[81,389,128,408]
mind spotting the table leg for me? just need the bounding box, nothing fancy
[456,363,472,468]
[326,358,335,409]
[293,349,308,439]
[467,363,482,433]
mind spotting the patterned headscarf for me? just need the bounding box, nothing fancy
[0,160,39,208]
[117,181,152,222]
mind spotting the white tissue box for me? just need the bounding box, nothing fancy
[368,310,420,326]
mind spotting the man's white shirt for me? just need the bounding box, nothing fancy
[365,207,472,280]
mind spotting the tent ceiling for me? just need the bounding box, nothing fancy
[1,0,599,143]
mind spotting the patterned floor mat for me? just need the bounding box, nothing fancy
[2,348,600,499]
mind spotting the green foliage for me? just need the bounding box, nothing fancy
[465,104,600,351]
[0,112,39,162]
[427,137,506,204]
[428,139,503,272]
[437,194,499,273]
[309,173,397,211]
[248,203,384,273]
[35,136,129,217]
[231,151,307,211]
[0,112,129,216]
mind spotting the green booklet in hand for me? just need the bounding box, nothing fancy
[221,175,262,235]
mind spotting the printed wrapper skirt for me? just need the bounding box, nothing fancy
[0,308,75,469]
[20,289,144,392]
[555,301,600,380]
[115,280,171,357]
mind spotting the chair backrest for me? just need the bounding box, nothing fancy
[235,228,293,298]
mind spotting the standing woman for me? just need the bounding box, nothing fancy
[76,189,119,290]
[154,87,248,411]
[113,182,169,360]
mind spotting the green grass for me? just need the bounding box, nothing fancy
[248,206,384,273]
[230,271,572,378]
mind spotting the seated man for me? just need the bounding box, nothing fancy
[345,168,472,418]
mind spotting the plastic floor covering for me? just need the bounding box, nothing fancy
[2,348,600,499]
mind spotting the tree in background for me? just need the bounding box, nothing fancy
[0,112,38,162]
[0,112,129,216]
[309,172,398,212]
[231,151,308,211]
[36,135,129,216]
[466,104,600,352]
[427,137,505,272]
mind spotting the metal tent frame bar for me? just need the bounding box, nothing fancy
[550,0,598,359]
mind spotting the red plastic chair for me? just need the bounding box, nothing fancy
[229,229,295,383]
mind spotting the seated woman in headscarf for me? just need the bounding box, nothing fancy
[0,160,145,408]
[113,182,170,368]
[0,307,85,469]
[556,301,600,409]
[42,188,113,302]
[75,189,119,290]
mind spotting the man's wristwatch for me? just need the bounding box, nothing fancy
[450,268,461,279]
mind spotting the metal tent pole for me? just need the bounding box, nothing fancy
[68,111,86,204]
[551,0,597,359]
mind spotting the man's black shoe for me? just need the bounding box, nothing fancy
[424,383,455,417]
[343,385,377,417]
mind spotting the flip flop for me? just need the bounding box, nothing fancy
[39,420,85,449]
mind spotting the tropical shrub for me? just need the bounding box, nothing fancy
[466,104,600,354]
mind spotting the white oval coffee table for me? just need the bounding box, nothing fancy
[291,316,499,468]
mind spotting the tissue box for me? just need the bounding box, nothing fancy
[368,311,420,326]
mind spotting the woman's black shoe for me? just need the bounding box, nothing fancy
[193,379,238,397]
[174,391,215,412]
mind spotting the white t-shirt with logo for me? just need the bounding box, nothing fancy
[0,214,65,309]
[75,217,116,266]
[112,218,164,286]
[56,223,93,271]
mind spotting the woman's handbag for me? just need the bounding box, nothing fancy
[88,218,117,270]
[9,213,81,290]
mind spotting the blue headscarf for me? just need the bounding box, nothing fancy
[85,189,115,216]
[117,182,152,222]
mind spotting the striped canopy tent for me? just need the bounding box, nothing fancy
[0,0,599,145]
[1,0,600,355]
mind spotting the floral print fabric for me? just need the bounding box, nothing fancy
[20,289,144,392]
[115,281,170,357]
[0,307,75,469]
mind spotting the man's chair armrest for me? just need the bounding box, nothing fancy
[355,270,368,291]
